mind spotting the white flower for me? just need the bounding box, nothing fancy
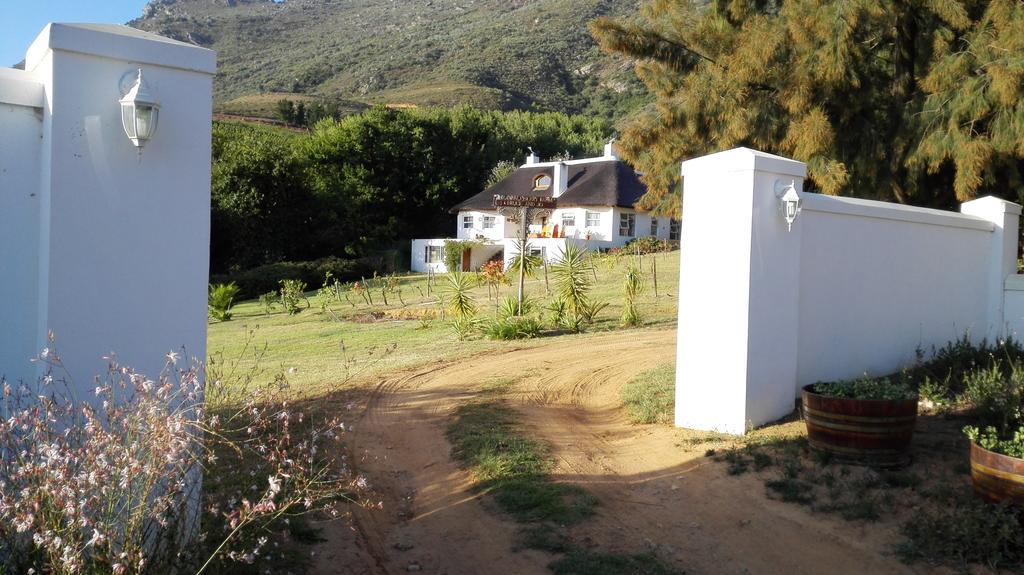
[267,475,282,496]
[166,351,180,364]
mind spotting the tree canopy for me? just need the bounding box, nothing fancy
[591,0,1024,216]
[211,107,610,273]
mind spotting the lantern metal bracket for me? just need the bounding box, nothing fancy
[774,179,802,232]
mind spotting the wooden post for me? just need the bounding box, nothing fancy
[652,254,659,298]
[543,260,550,295]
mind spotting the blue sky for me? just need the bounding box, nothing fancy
[2,1,149,66]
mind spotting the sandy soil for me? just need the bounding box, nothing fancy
[312,328,950,575]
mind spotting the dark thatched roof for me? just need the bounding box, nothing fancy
[450,159,646,213]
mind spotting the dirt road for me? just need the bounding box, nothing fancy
[314,328,939,575]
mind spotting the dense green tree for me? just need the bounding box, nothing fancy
[591,0,1024,216]
[211,123,318,272]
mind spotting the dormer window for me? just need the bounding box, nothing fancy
[533,174,552,190]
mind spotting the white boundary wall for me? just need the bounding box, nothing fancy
[0,24,215,393]
[675,148,1022,434]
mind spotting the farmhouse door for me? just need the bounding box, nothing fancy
[462,249,471,272]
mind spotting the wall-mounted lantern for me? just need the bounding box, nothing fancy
[777,180,802,231]
[119,69,160,149]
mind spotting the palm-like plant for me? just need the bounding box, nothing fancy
[208,282,241,321]
[621,264,644,327]
[444,271,477,320]
[550,242,605,331]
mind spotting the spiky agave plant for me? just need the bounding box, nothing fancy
[550,242,605,331]
[444,272,477,340]
[621,264,644,327]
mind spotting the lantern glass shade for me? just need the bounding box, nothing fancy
[119,69,160,148]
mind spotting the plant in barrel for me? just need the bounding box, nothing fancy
[802,377,918,468]
[962,360,1024,505]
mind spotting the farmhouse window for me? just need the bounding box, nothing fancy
[529,246,546,261]
[650,217,658,236]
[669,219,681,240]
[425,245,444,264]
[585,211,601,227]
[482,215,497,229]
[462,215,474,229]
[534,174,552,190]
[619,213,636,237]
[561,213,575,229]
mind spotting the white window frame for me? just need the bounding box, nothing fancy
[482,215,497,229]
[619,213,636,237]
[462,215,474,229]
[585,211,601,228]
[649,217,658,236]
[425,245,444,264]
[561,213,575,229]
[534,174,552,190]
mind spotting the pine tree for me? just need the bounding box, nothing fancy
[590,0,1024,215]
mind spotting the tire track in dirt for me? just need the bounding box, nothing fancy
[316,328,940,575]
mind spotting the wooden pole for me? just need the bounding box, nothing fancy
[652,254,659,298]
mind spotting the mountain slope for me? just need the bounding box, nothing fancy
[130,0,648,118]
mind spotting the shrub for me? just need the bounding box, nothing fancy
[258,291,278,315]
[498,295,535,319]
[810,377,917,401]
[0,338,353,574]
[962,361,1024,433]
[279,279,309,315]
[622,236,673,255]
[210,257,371,300]
[484,316,543,340]
[208,282,241,321]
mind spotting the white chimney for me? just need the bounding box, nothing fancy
[526,147,539,165]
[552,162,568,198]
[604,138,618,159]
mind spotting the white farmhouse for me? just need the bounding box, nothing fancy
[411,142,678,273]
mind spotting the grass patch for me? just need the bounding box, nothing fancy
[621,363,675,424]
[446,402,596,525]
[549,550,680,575]
[207,251,681,399]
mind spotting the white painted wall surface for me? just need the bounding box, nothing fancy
[0,23,215,394]
[675,147,1021,434]
[796,197,996,384]
[410,238,448,273]
[1004,275,1024,338]
[0,100,43,382]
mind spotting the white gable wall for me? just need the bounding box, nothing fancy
[0,24,215,394]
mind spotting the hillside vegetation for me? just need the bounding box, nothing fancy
[131,0,650,119]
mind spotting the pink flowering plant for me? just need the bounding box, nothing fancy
[0,333,364,574]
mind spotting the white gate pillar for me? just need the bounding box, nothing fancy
[675,148,806,434]
[960,196,1021,338]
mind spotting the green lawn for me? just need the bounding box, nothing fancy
[207,250,680,397]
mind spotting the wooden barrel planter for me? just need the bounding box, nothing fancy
[801,384,918,467]
[970,442,1024,505]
